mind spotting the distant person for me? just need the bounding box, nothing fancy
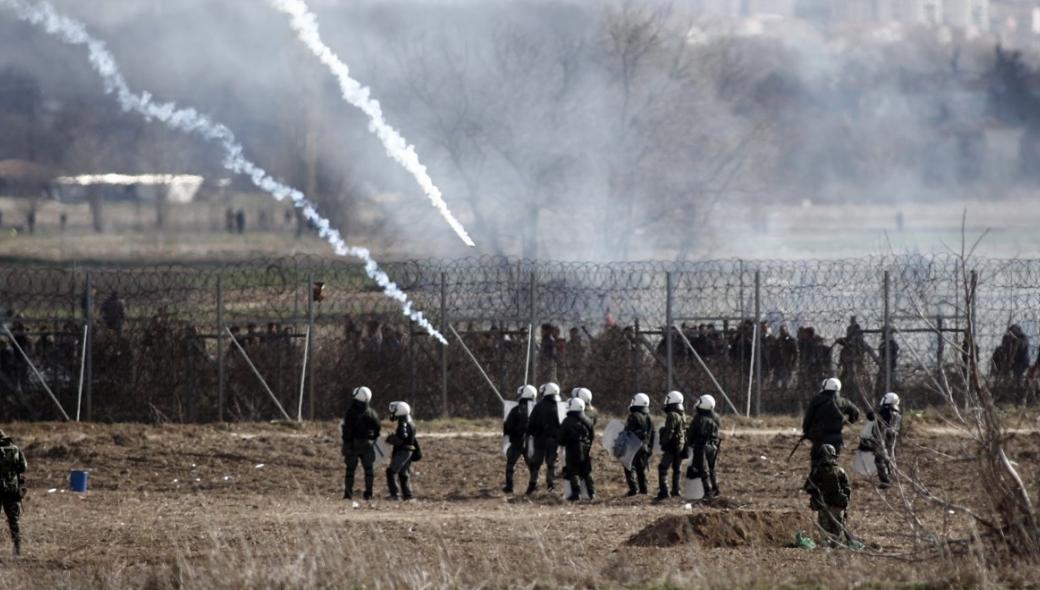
[656,391,686,500]
[560,397,595,501]
[341,386,380,501]
[0,430,27,555]
[59,212,67,232]
[100,292,126,334]
[385,401,419,501]
[623,393,653,497]
[225,208,235,233]
[525,382,562,494]
[0,210,4,227]
[235,209,245,234]
[803,444,851,547]
[25,210,34,235]
[502,385,536,495]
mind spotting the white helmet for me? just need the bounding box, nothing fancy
[388,401,411,417]
[517,385,537,401]
[881,392,900,408]
[664,391,684,407]
[630,393,650,408]
[352,386,372,403]
[539,382,561,400]
[697,394,716,411]
[567,397,586,413]
[821,377,842,393]
[574,387,593,406]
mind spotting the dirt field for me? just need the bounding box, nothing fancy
[0,414,1038,589]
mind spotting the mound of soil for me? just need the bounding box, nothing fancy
[626,509,803,548]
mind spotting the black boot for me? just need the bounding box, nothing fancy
[671,471,682,497]
[546,465,556,492]
[585,476,596,501]
[624,469,638,496]
[637,470,648,495]
[12,537,19,556]
[503,470,514,494]
[567,477,581,501]
[363,473,374,500]
[386,470,400,500]
[401,473,413,501]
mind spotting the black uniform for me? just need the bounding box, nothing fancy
[502,399,533,493]
[525,396,562,493]
[341,399,381,500]
[560,410,595,500]
[386,417,417,500]
[623,406,653,495]
[686,408,721,498]
[656,405,686,499]
[802,389,860,467]
[0,433,26,555]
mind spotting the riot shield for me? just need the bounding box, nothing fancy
[503,400,517,421]
[683,476,705,500]
[502,435,511,457]
[373,438,393,467]
[852,450,877,477]
[601,419,625,454]
[556,401,568,423]
[614,431,644,471]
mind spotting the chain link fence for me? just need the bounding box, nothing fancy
[2,254,1038,422]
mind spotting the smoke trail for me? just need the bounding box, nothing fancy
[269,0,476,248]
[0,0,447,344]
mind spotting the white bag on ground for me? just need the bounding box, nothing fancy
[561,479,590,500]
[853,450,877,477]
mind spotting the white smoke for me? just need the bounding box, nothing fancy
[0,0,447,344]
[269,0,476,248]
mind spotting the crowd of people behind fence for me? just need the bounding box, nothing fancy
[2,291,1040,420]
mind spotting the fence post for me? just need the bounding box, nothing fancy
[84,271,94,422]
[528,271,537,385]
[754,270,762,416]
[306,272,315,421]
[936,314,945,386]
[883,270,892,395]
[217,272,225,422]
[633,318,641,394]
[409,320,417,408]
[666,271,674,392]
[440,272,448,417]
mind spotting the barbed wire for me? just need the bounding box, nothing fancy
[1,254,1038,422]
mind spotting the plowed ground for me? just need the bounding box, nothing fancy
[2,416,1039,588]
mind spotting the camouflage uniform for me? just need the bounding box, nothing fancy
[802,389,860,468]
[873,405,901,486]
[560,410,595,500]
[686,408,721,498]
[525,397,562,493]
[623,406,653,496]
[0,432,26,555]
[341,400,381,500]
[502,399,533,494]
[386,417,417,500]
[656,405,686,499]
[803,445,851,546]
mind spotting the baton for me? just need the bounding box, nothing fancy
[787,437,806,462]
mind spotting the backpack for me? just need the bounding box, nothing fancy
[411,439,422,462]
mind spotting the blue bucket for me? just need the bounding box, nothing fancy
[69,470,89,493]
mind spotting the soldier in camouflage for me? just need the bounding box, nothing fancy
[803,444,852,547]
[656,391,686,500]
[0,430,26,555]
[341,386,381,500]
[560,397,595,501]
